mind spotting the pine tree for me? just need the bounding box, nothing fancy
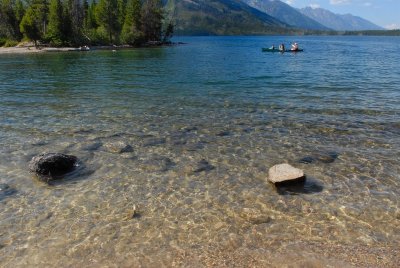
[141,0,163,42]
[46,0,64,45]
[64,0,83,44]
[14,0,25,24]
[96,0,120,44]
[0,0,22,39]
[162,21,173,43]
[121,0,142,45]
[82,0,97,32]
[19,6,41,45]
[19,0,48,45]
[117,0,126,29]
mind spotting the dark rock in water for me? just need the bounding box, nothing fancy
[0,183,10,191]
[299,151,339,164]
[216,131,230,137]
[180,126,198,133]
[299,156,315,164]
[31,140,49,146]
[104,141,133,154]
[242,127,253,133]
[29,153,78,180]
[316,151,339,163]
[193,159,215,173]
[0,183,17,200]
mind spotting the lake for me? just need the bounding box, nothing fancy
[0,36,400,266]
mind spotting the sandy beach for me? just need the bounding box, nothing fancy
[0,46,93,54]
[0,46,41,54]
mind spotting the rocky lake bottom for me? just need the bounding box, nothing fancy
[1,36,400,266]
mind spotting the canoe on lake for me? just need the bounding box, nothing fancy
[262,48,304,52]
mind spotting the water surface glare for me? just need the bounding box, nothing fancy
[1,36,400,266]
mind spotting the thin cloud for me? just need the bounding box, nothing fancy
[309,4,320,9]
[330,0,351,4]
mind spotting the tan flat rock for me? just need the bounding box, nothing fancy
[268,163,305,183]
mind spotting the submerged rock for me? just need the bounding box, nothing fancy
[0,183,17,200]
[216,131,231,137]
[104,141,133,154]
[316,151,339,163]
[193,159,215,173]
[299,151,339,164]
[298,156,315,164]
[180,126,198,133]
[268,163,305,184]
[29,153,78,181]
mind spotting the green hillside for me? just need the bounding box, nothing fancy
[164,0,289,35]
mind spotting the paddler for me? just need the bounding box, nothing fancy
[291,42,299,51]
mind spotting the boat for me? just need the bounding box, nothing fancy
[80,45,90,51]
[262,48,304,52]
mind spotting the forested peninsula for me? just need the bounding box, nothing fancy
[0,0,173,48]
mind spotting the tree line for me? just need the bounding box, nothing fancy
[0,0,173,47]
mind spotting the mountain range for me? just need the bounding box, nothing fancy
[164,0,384,35]
[299,7,384,31]
[241,0,329,30]
[164,0,288,35]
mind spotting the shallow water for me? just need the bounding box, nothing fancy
[0,36,400,266]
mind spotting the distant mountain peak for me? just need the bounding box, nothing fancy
[165,0,288,35]
[299,6,384,31]
[241,0,330,30]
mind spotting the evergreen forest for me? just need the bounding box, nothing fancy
[0,0,173,47]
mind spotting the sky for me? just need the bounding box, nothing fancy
[285,0,400,29]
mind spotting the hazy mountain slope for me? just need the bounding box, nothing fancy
[241,0,330,30]
[300,7,384,31]
[164,0,289,35]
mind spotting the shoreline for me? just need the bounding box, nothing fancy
[0,42,182,55]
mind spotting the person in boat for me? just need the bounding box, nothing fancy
[279,44,285,51]
[270,45,275,49]
[291,42,299,51]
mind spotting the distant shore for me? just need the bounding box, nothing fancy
[0,46,121,54]
[0,42,180,55]
[0,46,47,54]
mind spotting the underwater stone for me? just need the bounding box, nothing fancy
[0,183,17,200]
[299,156,315,164]
[216,131,231,137]
[104,141,133,153]
[193,159,215,173]
[315,152,338,163]
[29,153,78,180]
[299,152,339,164]
[268,164,305,184]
